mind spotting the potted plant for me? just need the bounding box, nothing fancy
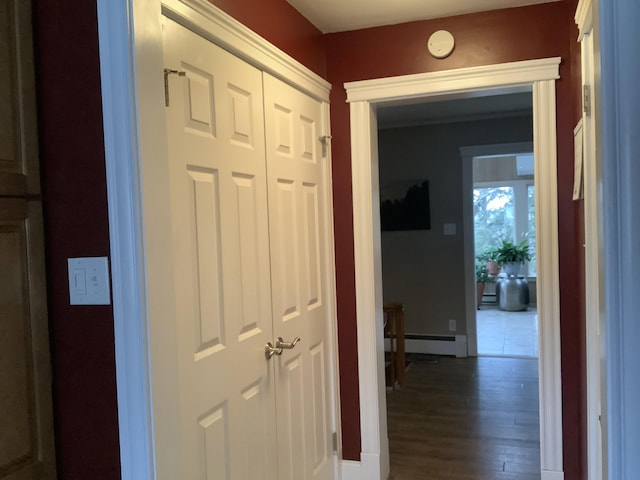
[495,239,531,276]
[477,247,501,276]
[475,262,489,309]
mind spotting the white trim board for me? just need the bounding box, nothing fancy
[404,336,467,357]
[341,460,361,480]
[345,57,564,479]
[162,0,330,101]
[386,335,468,357]
[574,0,593,41]
[341,455,383,480]
[576,6,605,479]
[96,1,337,479]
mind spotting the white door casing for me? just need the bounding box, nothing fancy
[96,1,338,479]
[575,1,606,478]
[345,57,564,480]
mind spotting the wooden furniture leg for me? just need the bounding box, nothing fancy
[384,303,406,388]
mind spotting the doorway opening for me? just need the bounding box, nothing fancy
[377,93,541,476]
[345,57,563,479]
[472,150,539,359]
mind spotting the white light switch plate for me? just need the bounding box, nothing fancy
[68,257,111,305]
[443,223,456,235]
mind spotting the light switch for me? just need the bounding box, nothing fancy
[443,223,456,235]
[72,268,87,294]
[67,257,111,305]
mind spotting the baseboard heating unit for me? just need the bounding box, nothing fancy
[403,334,467,357]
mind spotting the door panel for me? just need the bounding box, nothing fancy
[0,201,56,480]
[0,1,56,478]
[263,73,334,480]
[0,0,40,197]
[163,19,276,480]
[273,178,301,321]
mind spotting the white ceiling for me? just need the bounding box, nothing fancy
[287,0,560,33]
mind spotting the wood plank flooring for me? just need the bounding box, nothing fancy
[387,355,540,480]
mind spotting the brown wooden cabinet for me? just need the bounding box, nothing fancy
[0,1,57,478]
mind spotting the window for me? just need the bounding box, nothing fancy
[473,186,515,254]
[474,180,536,277]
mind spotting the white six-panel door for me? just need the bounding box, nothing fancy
[161,17,334,480]
[163,19,277,479]
[263,73,334,480]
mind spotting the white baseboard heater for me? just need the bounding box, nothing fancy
[401,334,468,357]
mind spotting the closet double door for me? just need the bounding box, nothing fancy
[156,18,335,480]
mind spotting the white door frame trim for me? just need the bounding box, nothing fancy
[344,57,564,480]
[460,140,534,357]
[575,1,605,478]
[96,1,339,479]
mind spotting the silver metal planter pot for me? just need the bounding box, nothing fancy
[496,275,530,311]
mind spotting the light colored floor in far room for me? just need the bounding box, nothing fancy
[476,306,538,357]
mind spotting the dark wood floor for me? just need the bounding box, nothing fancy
[386,355,540,480]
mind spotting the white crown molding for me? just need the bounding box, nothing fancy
[345,57,561,104]
[575,0,593,41]
[163,0,331,101]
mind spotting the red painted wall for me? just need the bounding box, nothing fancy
[325,3,587,477]
[208,0,326,77]
[567,0,588,476]
[32,2,120,479]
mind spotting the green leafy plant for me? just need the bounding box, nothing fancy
[495,239,531,264]
[475,262,489,283]
[476,247,499,264]
[477,247,502,275]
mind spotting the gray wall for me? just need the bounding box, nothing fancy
[378,115,533,336]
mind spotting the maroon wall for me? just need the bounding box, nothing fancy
[567,0,588,476]
[208,0,326,77]
[32,2,120,479]
[325,3,587,477]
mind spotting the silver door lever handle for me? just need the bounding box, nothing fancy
[265,342,283,359]
[276,337,300,350]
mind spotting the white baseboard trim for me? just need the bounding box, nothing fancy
[343,457,562,480]
[341,460,361,480]
[541,470,565,480]
[400,334,468,357]
[341,451,389,480]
